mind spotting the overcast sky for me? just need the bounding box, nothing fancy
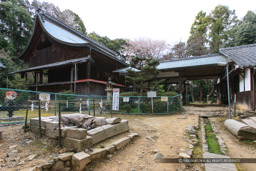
[38,0,256,45]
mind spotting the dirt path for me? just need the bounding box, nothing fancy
[91,114,200,171]
[211,117,256,171]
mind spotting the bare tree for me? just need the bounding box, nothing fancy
[123,38,167,62]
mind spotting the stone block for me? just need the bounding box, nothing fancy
[45,129,58,139]
[94,117,106,126]
[88,122,129,145]
[51,161,67,171]
[30,125,45,135]
[62,137,92,152]
[106,117,121,124]
[45,121,59,130]
[105,145,115,154]
[128,133,139,140]
[58,152,74,161]
[112,137,130,150]
[72,152,91,171]
[65,127,87,140]
[88,148,106,161]
[88,127,105,144]
[115,120,129,134]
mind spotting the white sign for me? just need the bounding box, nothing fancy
[147,91,157,98]
[112,88,120,111]
[123,97,129,102]
[39,93,50,102]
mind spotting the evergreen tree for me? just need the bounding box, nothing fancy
[227,11,256,46]
[126,56,160,95]
[208,5,238,53]
[186,11,209,56]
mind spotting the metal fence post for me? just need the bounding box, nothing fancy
[24,100,29,132]
[58,101,62,147]
[38,100,42,137]
[54,94,57,116]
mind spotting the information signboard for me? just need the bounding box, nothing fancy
[112,88,120,111]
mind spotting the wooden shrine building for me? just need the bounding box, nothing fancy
[10,12,128,95]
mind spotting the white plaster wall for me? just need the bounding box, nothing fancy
[239,74,244,92]
[245,68,251,91]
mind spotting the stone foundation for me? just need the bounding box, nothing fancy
[30,114,129,152]
[29,132,139,171]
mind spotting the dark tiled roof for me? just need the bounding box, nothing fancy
[220,44,256,68]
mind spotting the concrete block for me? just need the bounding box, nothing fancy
[62,137,92,152]
[105,145,115,154]
[58,152,74,161]
[88,148,106,161]
[65,128,87,140]
[72,152,91,171]
[112,137,130,150]
[106,117,121,124]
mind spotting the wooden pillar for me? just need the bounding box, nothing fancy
[35,71,38,91]
[70,65,74,91]
[74,63,77,94]
[86,61,91,79]
[39,71,43,84]
[253,69,255,111]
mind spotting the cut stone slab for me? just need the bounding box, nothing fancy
[58,152,74,161]
[88,121,129,145]
[88,148,106,160]
[106,117,121,124]
[65,128,87,140]
[72,152,91,171]
[128,133,139,140]
[224,119,256,140]
[0,116,24,121]
[105,145,115,154]
[94,117,106,126]
[242,118,256,129]
[62,136,92,152]
[112,137,130,150]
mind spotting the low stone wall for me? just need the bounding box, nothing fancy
[30,133,139,171]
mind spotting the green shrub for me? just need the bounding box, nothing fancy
[120,104,132,113]
[140,103,151,113]
[120,92,139,96]
[153,99,167,113]
[160,91,178,96]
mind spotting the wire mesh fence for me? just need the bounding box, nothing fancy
[0,88,182,124]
